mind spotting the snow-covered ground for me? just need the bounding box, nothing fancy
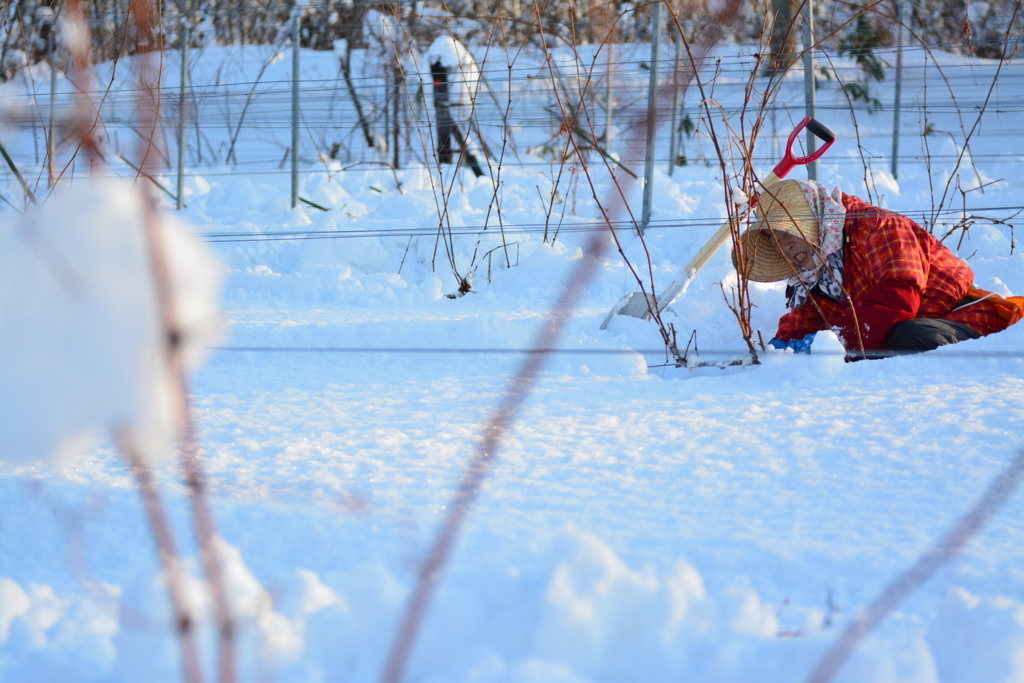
[2,35,1024,683]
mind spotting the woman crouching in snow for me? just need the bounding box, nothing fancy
[733,179,1024,358]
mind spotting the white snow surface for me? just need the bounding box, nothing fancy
[1,41,1024,683]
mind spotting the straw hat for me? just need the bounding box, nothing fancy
[734,179,820,282]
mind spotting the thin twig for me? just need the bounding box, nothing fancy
[379,180,618,683]
[0,139,38,205]
[120,154,181,204]
[377,7,667,678]
[129,1,236,681]
[806,445,1024,683]
[114,425,205,683]
[226,51,281,164]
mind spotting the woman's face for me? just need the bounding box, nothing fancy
[764,229,814,270]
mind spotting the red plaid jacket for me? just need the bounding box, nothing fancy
[774,193,1012,350]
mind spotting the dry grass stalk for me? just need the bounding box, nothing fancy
[806,445,1024,683]
[114,425,205,683]
[129,0,236,680]
[377,2,761,678]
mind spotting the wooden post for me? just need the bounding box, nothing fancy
[430,60,455,164]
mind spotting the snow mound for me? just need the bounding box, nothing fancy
[0,180,222,464]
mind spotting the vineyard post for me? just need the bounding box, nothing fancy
[802,0,818,180]
[667,12,682,176]
[891,0,905,179]
[176,24,189,211]
[291,7,300,209]
[640,0,662,234]
[605,42,615,148]
[48,56,58,187]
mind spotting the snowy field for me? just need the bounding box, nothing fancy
[2,35,1024,683]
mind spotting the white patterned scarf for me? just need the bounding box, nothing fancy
[786,180,847,309]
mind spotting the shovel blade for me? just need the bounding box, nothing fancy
[599,291,652,330]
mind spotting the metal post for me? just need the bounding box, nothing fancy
[176,25,189,210]
[605,42,614,149]
[392,0,403,171]
[891,0,905,179]
[668,18,682,176]
[640,0,662,234]
[48,59,57,187]
[392,70,400,169]
[291,8,300,209]
[802,0,817,181]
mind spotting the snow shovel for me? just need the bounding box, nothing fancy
[599,116,836,330]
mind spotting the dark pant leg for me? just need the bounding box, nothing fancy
[885,318,981,354]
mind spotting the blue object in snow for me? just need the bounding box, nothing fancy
[768,333,817,353]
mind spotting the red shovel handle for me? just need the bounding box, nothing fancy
[771,116,836,179]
